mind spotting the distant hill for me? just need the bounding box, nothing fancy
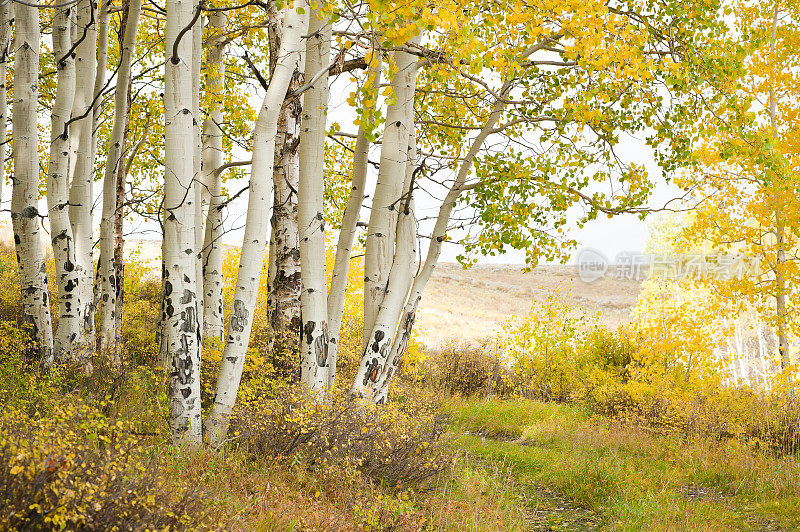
[416,263,642,348]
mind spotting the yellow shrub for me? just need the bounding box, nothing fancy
[497,289,597,401]
[0,392,219,530]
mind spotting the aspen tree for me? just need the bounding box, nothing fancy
[192,1,204,353]
[98,0,143,357]
[326,57,381,390]
[68,0,100,364]
[361,42,418,348]
[201,9,228,341]
[12,0,54,365]
[48,7,83,361]
[298,9,331,390]
[0,1,11,207]
[205,2,309,444]
[266,9,304,375]
[164,0,202,445]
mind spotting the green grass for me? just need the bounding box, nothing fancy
[444,396,800,531]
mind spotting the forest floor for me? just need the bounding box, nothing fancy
[444,397,800,531]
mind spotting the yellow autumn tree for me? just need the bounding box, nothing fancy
[677,0,800,384]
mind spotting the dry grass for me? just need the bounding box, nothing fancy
[417,263,641,348]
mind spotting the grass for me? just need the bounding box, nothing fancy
[150,439,533,531]
[6,348,800,530]
[445,395,800,531]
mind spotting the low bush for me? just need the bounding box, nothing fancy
[419,291,800,456]
[497,291,597,401]
[0,398,218,531]
[233,383,451,491]
[418,340,509,397]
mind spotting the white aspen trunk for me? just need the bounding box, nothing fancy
[775,217,790,376]
[89,0,109,350]
[201,10,228,342]
[98,0,142,359]
[92,0,110,153]
[354,76,517,399]
[12,0,55,366]
[164,0,202,445]
[67,7,79,180]
[356,133,418,402]
[264,13,303,374]
[0,2,11,207]
[192,4,204,350]
[734,320,750,386]
[112,121,133,350]
[326,58,381,390]
[68,0,99,365]
[726,339,738,384]
[766,4,791,385]
[298,11,330,391]
[204,4,308,445]
[374,41,551,401]
[94,0,110,121]
[268,75,303,375]
[757,322,769,385]
[48,8,84,361]
[362,44,418,347]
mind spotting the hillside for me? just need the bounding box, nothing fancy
[417,263,642,348]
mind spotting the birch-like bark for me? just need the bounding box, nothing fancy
[89,0,109,350]
[48,8,84,361]
[326,59,381,390]
[204,4,308,445]
[372,134,418,404]
[352,133,417,400]
[263,8,303,375]
[68,0,99,364]
[113,120,135,350]
[67,7,79,179]
[298,11,330,391]
[365,39,560,400]
[766,4,791,384]
[12,1,54,365]
[757,324,769,383]
[201,10,228,342]
[268,73,303,376]
[362,43,418,348]
[98,0,142,358]
[164,0,202,445]
[356,77,516,400]
[192,4,204,349]
[94,0,110,121]
[0,2,11,207]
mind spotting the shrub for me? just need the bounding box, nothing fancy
[584,327,635,384]
[497,291,596,401]
[418,340,509,397]
[233,383,451,491]
[0,399,218,531]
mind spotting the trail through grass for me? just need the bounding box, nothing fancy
[444,397,800,531]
